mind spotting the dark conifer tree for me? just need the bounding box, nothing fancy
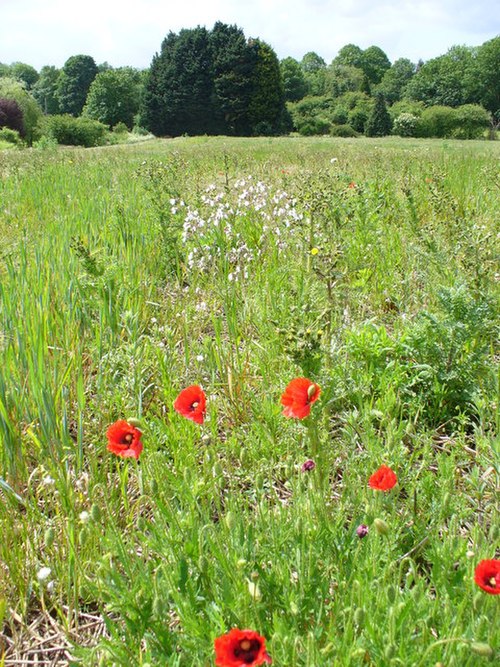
[365,93,392,136]
[143,28,214,136]
[209,22,256,135]
[142,24,286,137]
[248,39,286,135]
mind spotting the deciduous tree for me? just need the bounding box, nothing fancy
[84,67,143,128]
[57,55,98,116]
[32,66,61,114]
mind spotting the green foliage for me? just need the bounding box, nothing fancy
[475,36,500,114]
[9,62,39,89]
[280,57,308,102]
[143,27,217,136]
[330,124,359,137]
[113,121,129,135]
[0,77,42,145]
[404,46,478,108]
[324,64,364,98]
[389,99,425,120]
[300,51,326,73]
[418,105,457,138]
[393,113,419,137]
[287,96,336,134]
[365,93,392,136]
[361,46,391,85]
[376,58,416,104]
[0,127,22,145]
[400,287,497,427]
[300,52,326,96]
[83,68,143,129]
[333,44,364,69]
[333,44,391,85]
[144,26,286,137]
[42,114,108,146]
[452,104,491,139]
[342,286,497,429]
[32,66,61,114]
[209,22,256,135]
[248,40,286,135]
[57,54,98,116]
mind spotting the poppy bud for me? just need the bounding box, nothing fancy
[247,579,261,600]
[373,518,389,535]
[152,595,164,617]
[44,527,55,548]
[127,418,142,428]
[387,585,396,603]
[90,503,101,522]
[384,644,396,660]
[354,607,365,627]
[224,511,236,531]
[301,459,316,472]
[473,592,483,611]
[470,642,493,657]
[356,524,369,538]
[351,648,369,660]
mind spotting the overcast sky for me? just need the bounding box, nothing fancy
[1,0,498,70]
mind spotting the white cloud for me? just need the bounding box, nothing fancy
[0,0,498,69]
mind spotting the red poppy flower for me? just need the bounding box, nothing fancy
[281,378,321,419]
[214,629,272,667]
[368,465,397,492]
[173,385,206,424]
[106,420,143,460]
[474,559,500,594]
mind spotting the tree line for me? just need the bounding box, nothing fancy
[0,24,498,145]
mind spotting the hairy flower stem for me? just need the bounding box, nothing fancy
[307,419,324,489]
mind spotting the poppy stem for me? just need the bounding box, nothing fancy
[118,460,129,511]
[307,419,323,488]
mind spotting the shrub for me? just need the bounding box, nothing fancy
[418,105,456,138]
[0,98,24,136]
[388,99,425,120]
[297,117,331,136]
[393,112,419,137]
[341,286,497,429]
[287,95,336,132]
[330,124,359,137]
[113,121,129,135]
[331,106,348,125]
[348,107,369,133]
[452,104,491,139]
[0,127,22,145]
[43,114,108,147]
[0,78,42,145]
[132,125,150,136]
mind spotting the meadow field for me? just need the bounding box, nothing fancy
[0,135,499,665]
